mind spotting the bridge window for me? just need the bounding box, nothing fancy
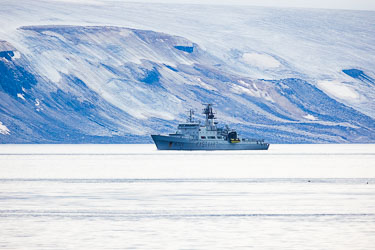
[208,136,216,139]
[201,136,206,139]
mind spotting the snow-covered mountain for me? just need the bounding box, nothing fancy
[1,0,375,143]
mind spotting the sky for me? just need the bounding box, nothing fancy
[86,0,375,11]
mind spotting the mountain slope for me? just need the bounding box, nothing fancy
[1,25,374,143]
[0,1,374,143]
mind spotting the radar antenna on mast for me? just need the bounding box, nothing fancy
[203,104,217,128]
[202,104,215,120]
[187,109,195,123]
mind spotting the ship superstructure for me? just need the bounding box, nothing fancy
[151,104,269,150]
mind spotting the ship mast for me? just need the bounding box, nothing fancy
[187,109,195,123]
[203,104,216,129]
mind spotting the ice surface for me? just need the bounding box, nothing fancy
[1,144,374,179]
[0,144,375,249]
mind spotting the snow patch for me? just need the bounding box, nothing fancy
[39,58,62,82]
[304,114,318,121]
[231,84,254,96]
[238,80,251,88]
[0,121,10,135]
[17,93,26,100]
[119,29,132,37]
[196,78,217,91]
[35,99,40,106]
[41,31,68,43]
[232,82,274,102]
[12,51,21,59]
[242,53,280,69]
[317,80,359,100]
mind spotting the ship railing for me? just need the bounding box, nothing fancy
[169,133,184,137]
[242,138,265,143]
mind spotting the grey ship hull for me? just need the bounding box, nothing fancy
[151,135,269,150]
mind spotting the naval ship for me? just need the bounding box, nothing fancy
[151,104,269,150]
